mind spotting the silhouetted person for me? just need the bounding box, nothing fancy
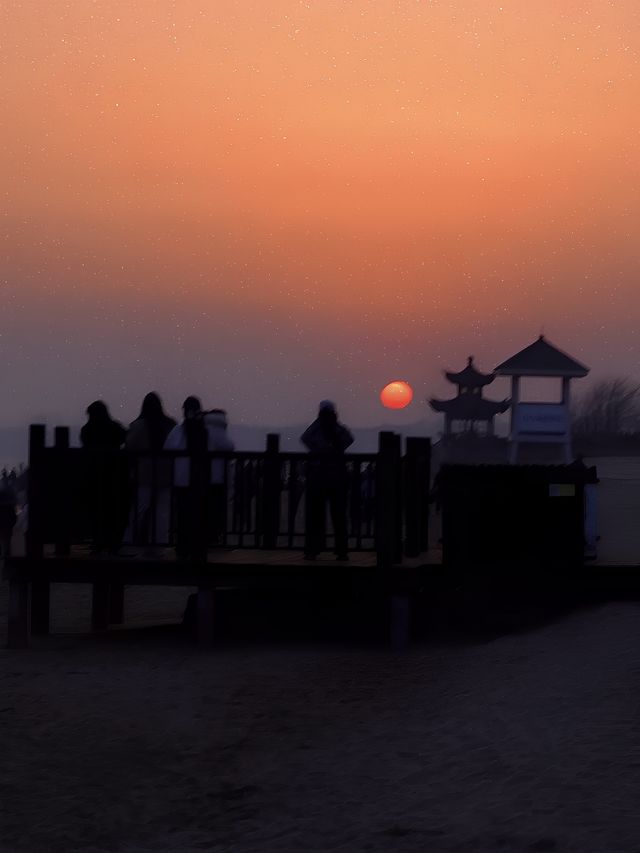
[164,396,209,559]
[126,392,177,549]
[203,409,235,545]
[301,400,354,560]
[80,400,127,555]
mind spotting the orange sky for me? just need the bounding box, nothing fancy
[2,0,639,430]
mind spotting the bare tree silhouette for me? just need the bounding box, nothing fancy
[573,377,640,436]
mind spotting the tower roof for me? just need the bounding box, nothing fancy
[494,336,589,378]
[445,356,496,388]
[429,395,510,419]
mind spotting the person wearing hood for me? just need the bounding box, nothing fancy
[301,400,354,561]
[126,392,177,550]
[80,400,128,555]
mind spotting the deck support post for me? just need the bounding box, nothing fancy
[196,587,215,646]
[31,581,50,635]
[8,581,31,648]
[91,583,110,631]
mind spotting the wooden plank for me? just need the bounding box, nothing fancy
[4,548,436,586]
[8,581,31,648]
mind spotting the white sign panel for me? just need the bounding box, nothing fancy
[513,403,570,438]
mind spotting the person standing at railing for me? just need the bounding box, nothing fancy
[301,400,354,561]
[203,409,235,546]
[126,392,177,552]
[80,400,128,556]
[164,396,209,559]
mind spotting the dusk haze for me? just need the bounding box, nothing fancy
[3,0,639,432]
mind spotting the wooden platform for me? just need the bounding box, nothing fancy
[3,547,440,650]
[4,546,439,581]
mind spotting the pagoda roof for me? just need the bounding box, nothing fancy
[445,356,496,388]
[429,394,510,420]
[494,335,589,378]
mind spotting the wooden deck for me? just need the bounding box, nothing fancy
[6,544,634,588]
[3,547,440,650]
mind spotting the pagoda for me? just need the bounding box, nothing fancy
[430,356,510,437]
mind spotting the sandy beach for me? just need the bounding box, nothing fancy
[1,583,640,853]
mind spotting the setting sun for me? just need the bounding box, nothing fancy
[380,381,414,410]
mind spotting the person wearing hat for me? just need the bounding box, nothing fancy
[301,400,354,561]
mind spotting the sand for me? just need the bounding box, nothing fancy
[1,584,640,853]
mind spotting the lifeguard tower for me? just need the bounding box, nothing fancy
[494,335,589,464]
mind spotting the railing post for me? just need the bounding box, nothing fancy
[26,425,46,561]
[404,437,431,557]
[262,433,281,549]
[54,427,70,556]
[27,425,47,638]
[392,433,403,564]
[376,431,400,569]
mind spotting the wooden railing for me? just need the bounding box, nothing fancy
[24,426,431,563]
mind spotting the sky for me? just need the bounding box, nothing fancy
[2,0,639,434]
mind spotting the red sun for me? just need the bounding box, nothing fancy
[380,380,414,410]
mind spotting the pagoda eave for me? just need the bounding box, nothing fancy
[429,397,510,419]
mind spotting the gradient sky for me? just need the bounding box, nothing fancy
[2,0,639,432]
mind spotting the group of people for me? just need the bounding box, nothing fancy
[80,394,354,560]
[80,394,234,556]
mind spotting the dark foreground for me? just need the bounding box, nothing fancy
[1,582,640,853]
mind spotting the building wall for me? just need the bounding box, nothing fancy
[586,457,640,564]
